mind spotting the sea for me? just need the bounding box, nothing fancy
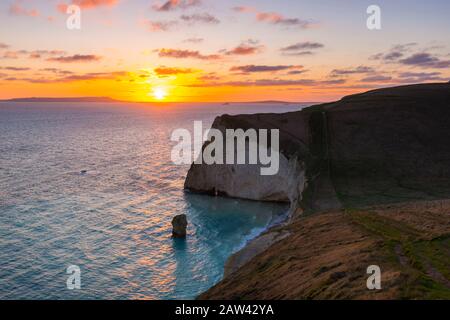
[0,102,305,299]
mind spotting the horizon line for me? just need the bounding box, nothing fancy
[0,96,322,104]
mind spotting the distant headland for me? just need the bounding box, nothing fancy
[1,97,313,104]
[0,97,123,103]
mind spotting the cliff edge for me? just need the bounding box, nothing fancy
[185,83,450,299]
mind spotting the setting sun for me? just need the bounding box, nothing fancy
[153,87,167,100]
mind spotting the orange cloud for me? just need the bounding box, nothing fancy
[154,66,196,76]
[9,1,40,17]
[74,0,118,8]
[143,20,178,32]
[57,0,118,13]
[233,6,315,29]
[158,48,221,60]
[2,51,21,59]
[230,65,303,73]
[224,41,264,56]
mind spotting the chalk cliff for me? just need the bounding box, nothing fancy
[186,83,450,212]
[185,83,450,299]
[184,112,309,214]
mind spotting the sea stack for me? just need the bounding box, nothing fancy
[172,214,188,238]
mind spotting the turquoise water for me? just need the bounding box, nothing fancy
[0,102,302,299]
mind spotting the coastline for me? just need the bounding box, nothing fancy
[199,199,450,300]
[225,205,292,277]
[186,83,450,299]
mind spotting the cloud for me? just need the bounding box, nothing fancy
[398,71,441,79]
[1,51,20,59]
[225,45,262,56]
[28,50,66,59]
[397,71,446,83]
[187,78,346,88]
[61,71,126,81]
[0,66,30,71]
[1,48,67,60]
[143,13,219,32]
[40,68,74,75]
[157,48,221,60]
[180,13,220,25]
[9,1,39,17]
[197,72,220,81]
[371,43,450,69]
[256,13,311,28]
[285,51,315,56]
[330,66,375,77]
[58,0,118,12]
[232,6,253,13]
[154,66,195,75]
[1,71,127,83]
[370,43,417,62]
[287,70,306,75]
[399,53,450,69]
[233,6,316,29]
[143,20,178,32]
[230,65,303,74]
[0,43,9,49]
[74,0,118,8]
[281,42,324,51]
[47,54,102,63]
[1,50,30,59]
[224,40,264,56]
[360,75,392,82]
[183,37,204,43]
[153,0,201,12]
[280,41,324,56]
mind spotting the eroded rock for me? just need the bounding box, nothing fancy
[172,214,188,238]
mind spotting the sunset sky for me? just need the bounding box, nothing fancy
[0,0,449,102]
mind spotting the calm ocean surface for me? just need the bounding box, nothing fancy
[0,102,304,299]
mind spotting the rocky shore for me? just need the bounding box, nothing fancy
[185,83,450,299]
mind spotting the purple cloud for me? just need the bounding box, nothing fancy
[360,75,392,82]
[280,42,324,56]
[230,65,303,73]
[330,66,375,77]
[233,6,316,29]
[399,53,450,69]
[47,54,102,63]
[180,13,220,25]
[153,0,201,12]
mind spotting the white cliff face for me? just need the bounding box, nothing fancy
[185,147,306,216]
[184,115,309,278]
[184,150,306,278]
[184,114,308,216]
